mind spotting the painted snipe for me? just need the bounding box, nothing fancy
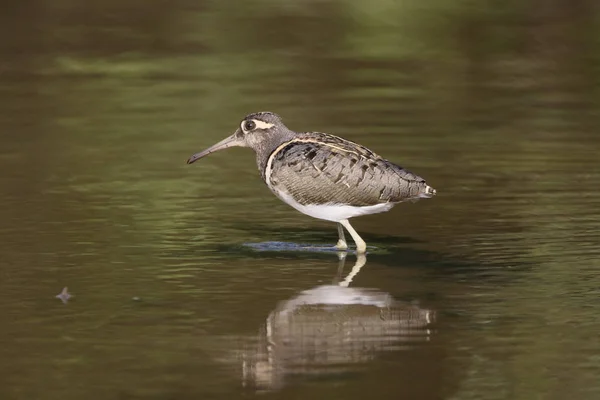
[186,112,436,253]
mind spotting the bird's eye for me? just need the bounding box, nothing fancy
[244,120,256,131]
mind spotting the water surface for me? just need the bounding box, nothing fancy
[1,1,600,399]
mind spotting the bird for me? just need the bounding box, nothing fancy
[186,112,436,253]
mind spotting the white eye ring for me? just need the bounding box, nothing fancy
[241,119,275,132]
[241,120,256,132]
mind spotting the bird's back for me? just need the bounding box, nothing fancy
[265,132,435,207]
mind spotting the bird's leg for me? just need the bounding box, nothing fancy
[339,219,367,254]
[339,253,367,287]
[335,223,348,251]
[332,251,347,284]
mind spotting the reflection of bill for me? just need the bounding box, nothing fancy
[241,254,436,391]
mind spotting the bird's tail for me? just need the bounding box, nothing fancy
[419,183,437,199]
[406,182,437,203]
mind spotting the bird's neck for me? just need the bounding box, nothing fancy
[254,130,296,180]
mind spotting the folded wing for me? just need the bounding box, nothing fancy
[266,133,433,207]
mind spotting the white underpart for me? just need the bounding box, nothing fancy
[264,139,397,222]
[275,190,395,222]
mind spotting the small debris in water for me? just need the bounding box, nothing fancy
[56,287,72,304]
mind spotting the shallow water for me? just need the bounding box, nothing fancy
[1,1,600,399]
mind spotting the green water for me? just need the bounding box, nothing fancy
[1,1,600,399]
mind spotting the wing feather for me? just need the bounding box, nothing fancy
[266,133,429,206]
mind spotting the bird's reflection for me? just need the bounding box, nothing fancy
[333,252,367,287]
[239,253,436,391]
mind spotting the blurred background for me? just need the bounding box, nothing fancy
[1,0,599,399]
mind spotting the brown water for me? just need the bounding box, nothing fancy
[1,1,600,399]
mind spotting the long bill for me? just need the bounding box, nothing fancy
[186,134,244,164]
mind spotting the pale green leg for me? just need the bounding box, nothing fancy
[339,219,367,254]
[335,222,348,250]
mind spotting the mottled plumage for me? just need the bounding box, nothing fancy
[187,112,436,253]
[266,133,432,207]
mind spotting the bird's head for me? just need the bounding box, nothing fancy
[186,112,291,164]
